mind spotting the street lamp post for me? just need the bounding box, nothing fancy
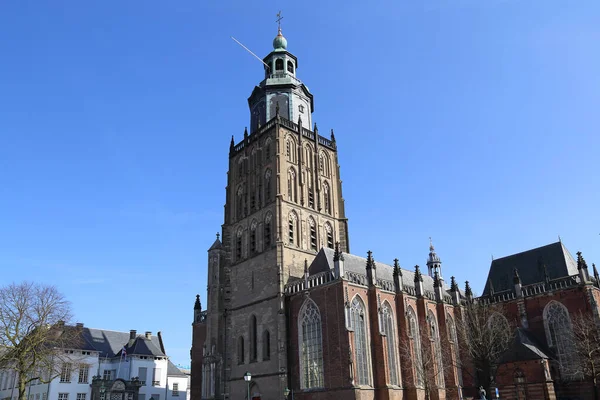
[243,372,251,400]
[283,388,293,400]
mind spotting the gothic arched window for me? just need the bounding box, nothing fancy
[407,306,424,387]
[262,331,270,361]
[428,311,445,388]
[236,185,244,220]
[249,315,258,362]
[288,168,297,203]
[236,227,243,260]
[264,138,272,161]
[543,301,575,374]
[323,181,331,214]
[305,145,313,170]
[264,213,272,249]
[308,217,317,250]
[447,314,463,387]
[351,296,371,386]
[237,336,245,364]
[299,299,324,389]
[288,211,298,246]
[382,302,399,386]
[285,137,296,163]
[250,220,257,254]
[324,222,334,249]
[264,168,272,203]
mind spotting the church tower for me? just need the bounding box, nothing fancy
[198,23,350,400]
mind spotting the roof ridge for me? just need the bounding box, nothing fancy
[493,241,562,262]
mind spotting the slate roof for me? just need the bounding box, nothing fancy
[208,238,222,251]
[483,242,578,296]
[68,327,166,358]
[500,328,550,363]
[309,247,449,293]
[167,361,187,377]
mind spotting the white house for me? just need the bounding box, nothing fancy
[0,324,188,400]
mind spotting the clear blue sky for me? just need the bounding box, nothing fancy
[1,1,599,366]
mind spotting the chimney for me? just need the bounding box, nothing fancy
[145,331,152,340]
[76,323,84,329]
[130,330,137,340]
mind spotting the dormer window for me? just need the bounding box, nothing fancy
[275,59,284,71]
[287,61,294,73]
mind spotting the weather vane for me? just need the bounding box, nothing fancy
[276,11,283,30]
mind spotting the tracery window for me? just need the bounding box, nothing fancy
[250,220,257,253]
[262,331,270,361]
[428,311,445,388]
[236,186,244,220]
[382,303,399,386]
[407,307,424,387]
[288,168,297,203]
[288,211,298,246]
[299,299,324,389]
[543,301,575,374]
[324,223,334,249]
[264,169,272,202]
[264,213,272,249]
[351,296,371,386]
[308,217,317,250]
[285,138,296,163]
[323,182,331,214]
[249,315,257,362]
[447,315,463,386]
[236,227,243,260]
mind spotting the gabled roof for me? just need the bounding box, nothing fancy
[483,242,578,296]
[309,247,447,293]
[69,327,167,358]
[500,328,550,363]
[208,238,222,251]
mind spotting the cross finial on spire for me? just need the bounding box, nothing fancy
[276,11,283,31]
[429,236,434,251]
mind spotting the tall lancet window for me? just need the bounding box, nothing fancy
[236,185,244,220]
[323,181,331,214]
[351,296,371,386]
[407,306,424,387]
[324,222,334,249]
[543,301,576,375]
[288,168,297,203]
[288,211,298,246]
[264,168,272,203]
[264,213,272,249]
[249,315,257,362]
[428,311,445,388]
[299,299,324,389]
[308,217,317,250]
[382,302,399,386]
[447,314,463,387]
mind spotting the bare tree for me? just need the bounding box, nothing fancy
[564,311,600,399]
[457,299,515,396]
[0,282,82,400]
[400,320,455,400]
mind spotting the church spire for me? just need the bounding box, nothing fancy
[426,238,442,277]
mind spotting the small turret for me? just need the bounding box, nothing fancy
[593,263,599,287]
[393,258,403,293]
[433,271,444,302]
[514,267,523,298]
[465,281,473,301]
[333,242,345,279]
[577,251,591,283]
[414,265,424,297]
[450,276,460,305]
[193,294,202,324]
[366,250,377,286]
[426,238,442,278]
[229,135,235,153]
